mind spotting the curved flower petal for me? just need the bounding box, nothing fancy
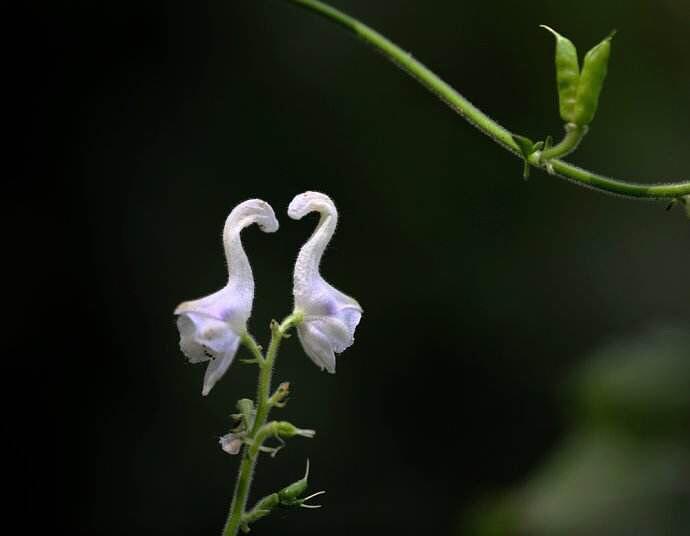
[176,312,229,363]
[297,321,336,373]
[201,336,240,396]
[289,192,362,372]
[174,199,278,395]
[175,286,248,335]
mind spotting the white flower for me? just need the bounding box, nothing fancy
[288,192,362,373]
[219,433,243,455]
[174,199,279,395]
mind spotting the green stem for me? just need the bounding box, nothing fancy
[240,333,265,365]
[223,313,304,536]
[540,123,587,161]
[279,0,690,200]
[251,424,277,456]
[534,158,690,198]
[283,0,517,152]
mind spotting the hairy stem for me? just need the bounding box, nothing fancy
[223,313,303,536]
[240,333,265,365]
[279,0,690,200]
[540,124,587,161]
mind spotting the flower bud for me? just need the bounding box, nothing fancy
[219,433,243,455]
[276,421,316,439]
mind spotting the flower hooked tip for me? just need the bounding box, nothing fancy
[288,191,336,221]
[232,198,279,234]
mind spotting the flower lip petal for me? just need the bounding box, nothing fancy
[177,315,212,364]
[201,334,240,396]
[302,315,354,354]
[297,322,337,373]
[176,311,242,395]
[175,299,243,395]
[340,306,362,335]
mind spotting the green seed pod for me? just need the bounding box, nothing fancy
[573,31,615,125]
[541,25,580,123]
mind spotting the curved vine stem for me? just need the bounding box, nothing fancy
[278,0,690,201]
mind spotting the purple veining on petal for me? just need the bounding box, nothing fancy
[340,307,362,334]
[322,297,337,316]
[219,306,235,322]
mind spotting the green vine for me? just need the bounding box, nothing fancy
[278,0,690,204]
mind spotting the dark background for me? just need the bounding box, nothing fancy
[14,0,689,534]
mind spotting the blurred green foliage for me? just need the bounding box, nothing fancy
[466,327,690,535]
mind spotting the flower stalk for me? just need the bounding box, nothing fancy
[223,313,304,536]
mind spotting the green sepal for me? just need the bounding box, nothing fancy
[268,381,290,408]
[277,461,310,506]
[276,460,325,509]
[275,421,315,439]
[540,25,580,122]
[240,460,324,531]
[512,134,534,158]
[236,399,256,430]
[512,134,541,180]
[572,30,615,125]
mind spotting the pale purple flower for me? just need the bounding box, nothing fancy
[219,433,243,455]
[175,199,278,395]
[289,192,362,373]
